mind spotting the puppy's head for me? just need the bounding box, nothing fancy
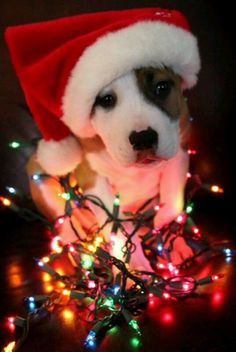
[91,67,189,167]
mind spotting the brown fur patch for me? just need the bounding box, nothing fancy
[74,135,105,190]
[135,67,190,149]
[74,158,97,190]
[135,67,185,120]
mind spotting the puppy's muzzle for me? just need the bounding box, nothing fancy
[129,127,158,151]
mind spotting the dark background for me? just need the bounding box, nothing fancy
[0,1,236,351]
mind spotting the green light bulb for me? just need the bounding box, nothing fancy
[186,204,193,214]
[81,254,93,269]
[103,296,114,308]
[59,192,71,200]
[129,320,141,334]
[9,141,20,149]
[108,326,118,334]
[113,194,120,207]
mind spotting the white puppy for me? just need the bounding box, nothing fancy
[27,67,193,269]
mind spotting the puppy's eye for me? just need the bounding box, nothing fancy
[94,93,117,109]
[155,80,172,99]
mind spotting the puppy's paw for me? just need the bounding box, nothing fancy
[169,237,194,266]
[154,207,180,230]
[56,216,88,244]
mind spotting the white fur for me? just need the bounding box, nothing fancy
[37,136,82,175]
[78,71,188,226]
[91,73,179,168]
[80,71,191,266]
[62,21,200,137]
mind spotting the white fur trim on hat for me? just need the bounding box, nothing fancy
[37,136,82,175]
[62,20,200,136]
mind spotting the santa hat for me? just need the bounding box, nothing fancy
[5,7,200,175]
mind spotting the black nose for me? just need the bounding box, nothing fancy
[129,128,158,151]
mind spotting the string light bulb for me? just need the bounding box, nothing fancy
[157,243,163,252]
[113,193,120,207]
[51,236,63,253]
[163,292,171,300]
[6,186,16,194]
[58,192,71,200]
[85,331,96,348]
[3,341,16,352]
[88,280,96,289]
[176,213,186,224]
[186,204,193,214]
[210,185,224,193]
[42,256,50,263]
[9,141,20,149]
[0,197,12,207]
[129,319,141,335]
[224,248,232,257]
[31,174,41,181]
[187,149,197,155]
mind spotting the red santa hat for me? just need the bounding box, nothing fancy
[5,7,200,175]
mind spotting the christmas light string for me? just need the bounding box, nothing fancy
[1,140,235,351]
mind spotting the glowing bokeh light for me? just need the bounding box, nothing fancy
[211,290,224,308]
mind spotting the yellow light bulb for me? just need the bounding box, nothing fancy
[3,341,16,352]
[87,244,96,253]
[211,185,224,193]
[62,289,70,296]
[1,197,12,206]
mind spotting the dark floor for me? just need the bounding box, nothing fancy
[0,192,236,352]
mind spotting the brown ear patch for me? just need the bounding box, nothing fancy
[135,67,187,121]
[74,135,105,191]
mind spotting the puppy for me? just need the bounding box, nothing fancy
[27,67,193,269]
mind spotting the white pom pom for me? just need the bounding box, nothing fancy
[37,136,82,175]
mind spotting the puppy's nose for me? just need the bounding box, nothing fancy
[129,128,158,150]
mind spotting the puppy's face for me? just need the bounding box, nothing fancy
[91,67,188,167]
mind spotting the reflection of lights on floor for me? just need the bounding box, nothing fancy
[6,317,15,332]
[42,282,54,293]
[41,271,54,293]
[6,262,24,288]
[62,308,74,323]
[130,336,141,348]
[211,290,224,308]
[42,272,51,282]
[160,309,174,325]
